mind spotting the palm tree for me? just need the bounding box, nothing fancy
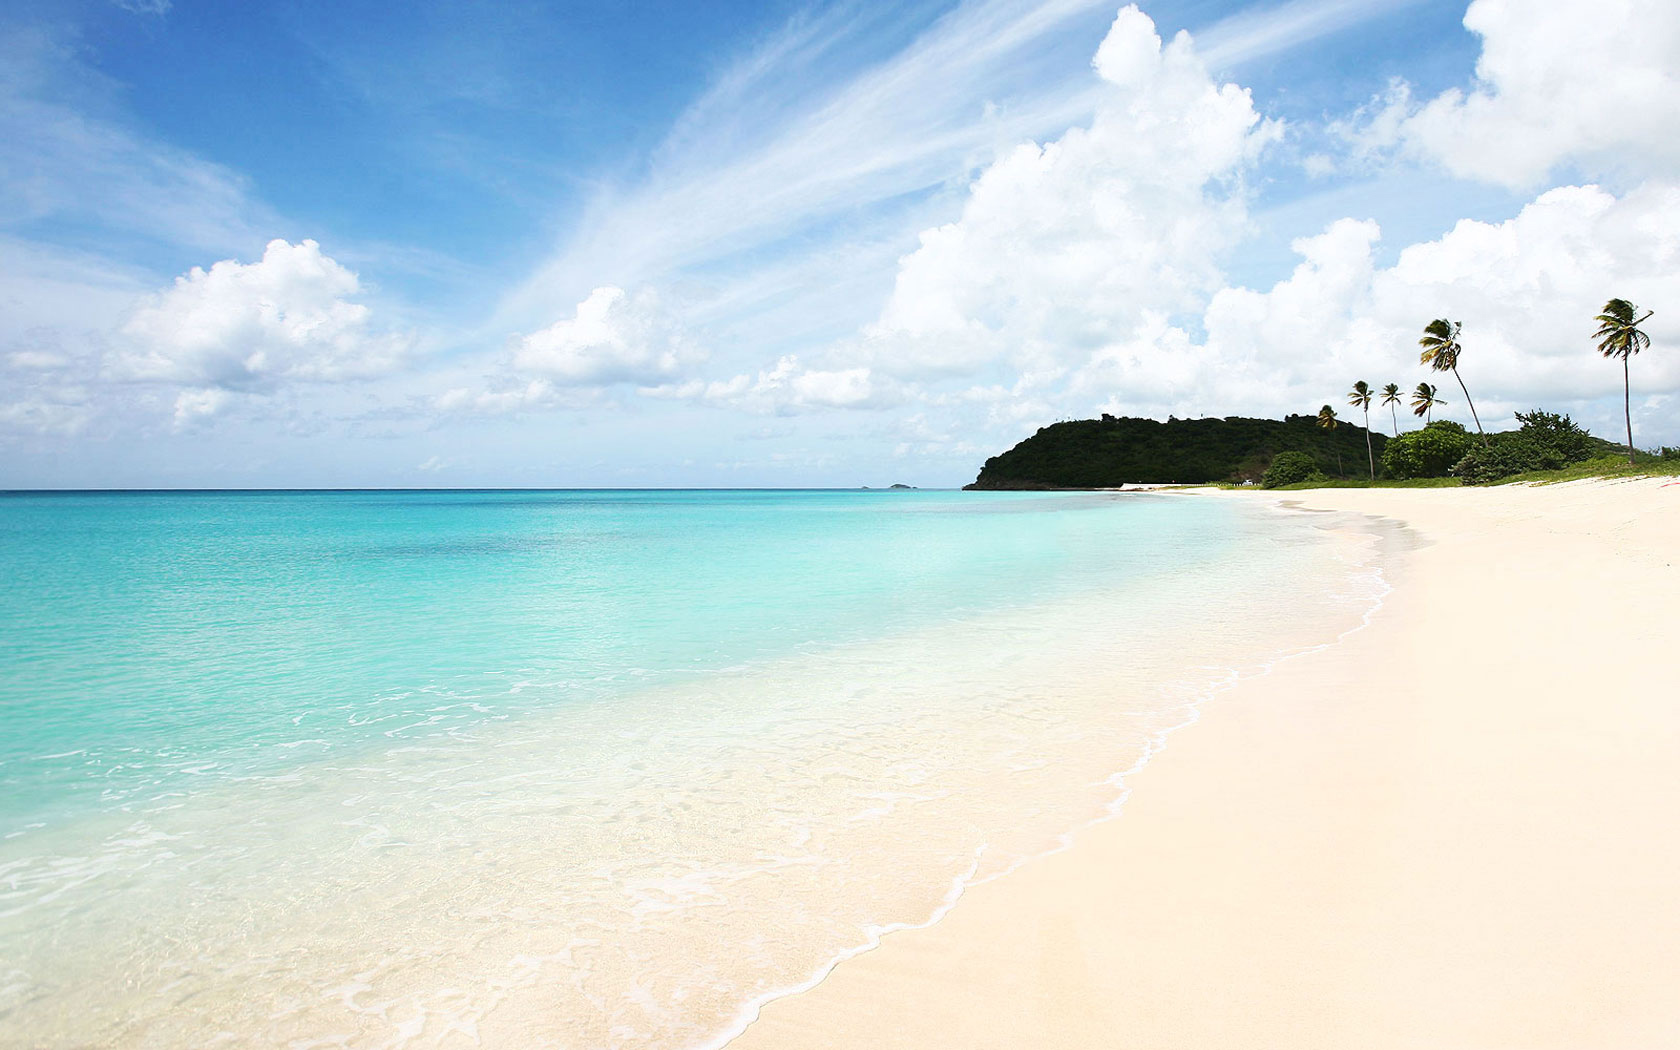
[1593,298,1653,465]
[1410,382,1444,423]
[1347,380,1375,478]
[1379,382,1402,436]
[1317,404,1342,475]
[1419,319,1485,441]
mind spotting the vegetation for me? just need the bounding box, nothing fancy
[1254,417,1676,489]
[1450,410,1593,484]
[964,414,1387,488]
[1257,475,1463,490]
[1348,381,1376,478]
[966,301,1665,491]
[1381,420,1475,479]
[1379,383,1402,437]
[1315,405,1344,475]
[1410,382,1444,422]
[1419,319,1486,440]
[1260,451,1324,489]
[1490,449,1680,485]
[1593,298,1654,465]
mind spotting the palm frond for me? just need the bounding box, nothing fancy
[1594,298,1652,360]
[1419,318,1462,372]
[1408,382,1444,417]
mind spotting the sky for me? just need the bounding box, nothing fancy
[2,0,1678,488]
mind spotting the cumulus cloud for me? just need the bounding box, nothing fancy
[856,5,1278,379]
[1364,0,1680,187]
[1077,181,1680,435]
[512,286,699,385]
[116,239,408,398]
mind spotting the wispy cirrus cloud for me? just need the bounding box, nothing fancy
[480,0,1432,421]
[0,24,272,258]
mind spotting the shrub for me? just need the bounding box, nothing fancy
[1451,437,1546,485]
[1381,421,1473,479]
[1452,410,1594,484]
[1261,451,1323,489]
[1512,409,1592,463]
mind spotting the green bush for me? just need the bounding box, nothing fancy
[1381,421,1473,479]
[1451,410,1593,485]
[1511,409,1592,463]
[1260,451,1323,488]
[1451,437,1547,485]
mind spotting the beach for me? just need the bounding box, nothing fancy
[728,478,1680,1049]
[0,489,1381,1049]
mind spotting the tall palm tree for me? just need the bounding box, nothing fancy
[1379,382,1402,436]
[1419,319,1485,441]
[1347,380,1375,478]
[1410,382,1444,423]
[1317,404,1342,475]
[1593,298,1653,465]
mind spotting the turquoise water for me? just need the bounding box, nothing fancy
[0,489,1381,1048]
[3,489,1234,824]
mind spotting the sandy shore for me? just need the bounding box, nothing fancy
[727,478,1680,1049]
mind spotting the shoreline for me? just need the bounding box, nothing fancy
[0,492,1383,1049]
[724,478,1680,1049]
[691,498,1398,1050]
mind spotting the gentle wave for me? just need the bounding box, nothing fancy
[0,492,1390,1048]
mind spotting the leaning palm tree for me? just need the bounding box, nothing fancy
[1379,382,1402,436]
[1419,319,1485,441]
[1317,404,1342,475]
[1347,380,1375,478]
[1593,298,1653,465]
[1410,382,1444,423]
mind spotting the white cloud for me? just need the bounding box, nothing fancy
[1076,181,1680,438]
[8,350,71,370]
[1388,0,1680,188]
[512,286,699,385]
[854,5,1278,379]
[492,0,1403,344]
[116,239,409,391]
[0,393,94,436]
[171,387,229,428]
[0,24,270,256]
[1193,0,1425,70]
[435,378,572,416]
[647,355,900,413]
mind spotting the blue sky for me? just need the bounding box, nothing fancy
[3,0,1677,487]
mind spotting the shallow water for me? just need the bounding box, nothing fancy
[0,489,1384,1047]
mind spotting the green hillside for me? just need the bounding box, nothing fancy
[964,414,1388,489]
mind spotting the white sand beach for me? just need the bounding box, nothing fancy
[728,478,1680,1049]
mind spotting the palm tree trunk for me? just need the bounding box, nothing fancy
[1389,405,1398,437]
[1363,408,1374,478]
[1624,355,1635,465]
[1452,366,1485,442]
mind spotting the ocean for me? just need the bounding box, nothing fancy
[0,489,1384,1048]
